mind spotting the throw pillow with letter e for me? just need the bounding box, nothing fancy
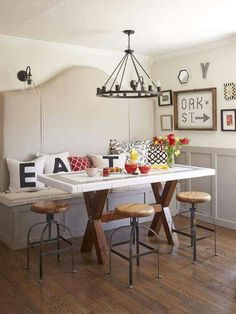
[6,155,46,193]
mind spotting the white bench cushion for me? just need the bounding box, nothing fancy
[0,184,151,207]
[0,188,82,207]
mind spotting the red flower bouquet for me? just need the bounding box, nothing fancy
[153,134,190,167]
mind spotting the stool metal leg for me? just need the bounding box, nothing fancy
[46,214,54,240]
[190,204,197,264]
[190,208,194,247]
[138,224,161,279]
[172,202,217,263]
[171,210,190,254]
[55,222,61,263]
[26,221,46,270]
[107,225,130,275]
[196,210,217,256]
[135,221,140,266]
[131,218,136,245]
[108,220,161,288]
[56,222,76,273]
[128,223,135,289]
[39,223,50,281]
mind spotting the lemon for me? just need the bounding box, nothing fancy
[130,149,139,162]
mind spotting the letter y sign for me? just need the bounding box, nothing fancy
[200,62,210,79]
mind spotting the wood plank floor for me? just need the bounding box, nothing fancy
[0,217,236,314]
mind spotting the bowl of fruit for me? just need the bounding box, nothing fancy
[110,167,123,174]
[138,164,151,174]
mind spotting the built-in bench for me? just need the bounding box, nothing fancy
[0,185,156,250]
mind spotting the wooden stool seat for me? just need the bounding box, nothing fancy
[176,191,211,204]
[31,201,69,215]
[115,203,154,218]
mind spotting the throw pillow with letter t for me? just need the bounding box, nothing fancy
[6,156,47,193]
[88,153,127,169]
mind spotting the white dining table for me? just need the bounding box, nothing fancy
[38,164,215,265]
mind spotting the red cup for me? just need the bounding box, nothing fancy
[103,167,111,177]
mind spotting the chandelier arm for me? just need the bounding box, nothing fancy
[110,53,128,91]
[119,53,129,90]
[131,54,157,89]
[130,53,142,86]
[131,54,151,79]
[151,80,158,89]
[104,54,127,86]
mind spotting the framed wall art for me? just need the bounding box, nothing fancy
[223,83,236,100]
[160,114,173,131]
[221,109,236,131]
[173,87,217,130]
[178,68,191,85]
[158,90,172,106]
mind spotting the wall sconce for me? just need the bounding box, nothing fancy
[17,66,35,87]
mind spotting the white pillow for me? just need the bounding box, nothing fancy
[41,152,71,174]
[89,153,127,169]
[6,156,46,193]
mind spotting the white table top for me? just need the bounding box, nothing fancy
[38,164,215,194]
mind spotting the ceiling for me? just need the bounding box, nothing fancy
[0,0,236,56]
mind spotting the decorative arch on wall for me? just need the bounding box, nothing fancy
[0,66,154,191]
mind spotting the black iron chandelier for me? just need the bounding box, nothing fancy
[96,30,161,98]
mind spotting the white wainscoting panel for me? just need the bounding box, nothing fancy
[178,146,236,230]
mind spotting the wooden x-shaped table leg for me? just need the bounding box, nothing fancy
[149,180,178,245]
[81,189,109,265]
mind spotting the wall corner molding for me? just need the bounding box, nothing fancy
[152,35,236,62]
[0,34,150,62]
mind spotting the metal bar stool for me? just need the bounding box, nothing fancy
[172,191,217,263]
[107,203,161,288]
[26,201,76,281]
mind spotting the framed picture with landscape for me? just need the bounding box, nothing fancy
[158,90,173,106]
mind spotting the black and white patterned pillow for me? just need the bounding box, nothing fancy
[148,145,167,165]
[109,139,150,164]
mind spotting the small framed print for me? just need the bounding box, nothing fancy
[223,83,236,100]
[160,114,173,131]
[158,90,172,106]
[221,109,236,131]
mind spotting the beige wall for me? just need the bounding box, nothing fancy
[152,42,236,148]
[0,35,152,92]
[0,36,155,192]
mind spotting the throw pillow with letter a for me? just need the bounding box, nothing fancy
[43,152,71,174]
